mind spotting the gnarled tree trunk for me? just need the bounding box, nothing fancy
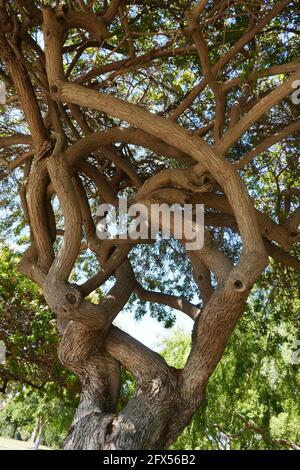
[1,0,299,450]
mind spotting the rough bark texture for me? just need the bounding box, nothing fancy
[0,0,299,450]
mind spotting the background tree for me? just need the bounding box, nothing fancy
[0,245,79,448]
[0,245,77,391]
[163,320,300,450]
[0,0,299,450]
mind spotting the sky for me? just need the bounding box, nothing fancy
[116,308,193,351]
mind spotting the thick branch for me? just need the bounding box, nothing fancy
[135,282,200,320]
[217,70,300,155]
[52,80,266,275]
[46,144,82,283]
[0,134,32,148]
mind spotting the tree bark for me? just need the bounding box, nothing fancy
[60,320,197,450]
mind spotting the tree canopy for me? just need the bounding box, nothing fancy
[0,0,299,450]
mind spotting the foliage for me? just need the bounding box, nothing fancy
[0,387,76,448]
[163,275,300,450]
[0,245,77,390]
[0,245,79,448]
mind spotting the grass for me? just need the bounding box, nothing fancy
[0,436,52,450]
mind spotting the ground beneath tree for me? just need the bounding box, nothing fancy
[0,436,52,450]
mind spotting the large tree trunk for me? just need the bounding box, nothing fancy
[60,320,195,450]
[57,276,256,450]
[64,388,184,450]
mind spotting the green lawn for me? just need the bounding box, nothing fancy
[0,436,52,450]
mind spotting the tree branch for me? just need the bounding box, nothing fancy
[234,120,300,169]
[170,0,291,120]
[135,281,200,320]
[217,70,300,155]
[52,80,266,272]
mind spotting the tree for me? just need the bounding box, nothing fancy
[0,0,299,450]
[0,245,78,392]
[162,314,300,450]
[0,245,79,448]
[0,387,77,448]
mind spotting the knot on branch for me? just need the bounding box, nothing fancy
[44,281,83,321]
[34,140,53,163]
[186,171,214,194]
[289,230,300,244]
[59,286,82,318]
[200,172,213,185]
[65,292,80,306]
[104,416,120,445]
[233,279,245,292]
[227,250,268,295]
[50,80,63,101]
